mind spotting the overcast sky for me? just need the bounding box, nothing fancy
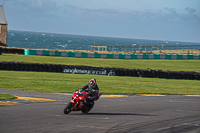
[2,0,200,42]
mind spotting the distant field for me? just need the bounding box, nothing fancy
[1,54,200,72]
[0,70,200,95]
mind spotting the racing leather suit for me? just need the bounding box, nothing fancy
[81,83,99,102]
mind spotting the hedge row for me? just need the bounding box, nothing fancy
[0,61,200,80]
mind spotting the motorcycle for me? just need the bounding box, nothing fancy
[63,90,102,114]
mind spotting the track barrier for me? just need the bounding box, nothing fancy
[0,47,2,55]
[1,48,199,80]
[0,47,24,54]
[23,49,200,60]
[0,61,199,80]
[0,47,199,60]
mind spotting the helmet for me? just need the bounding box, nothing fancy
[89,79,97,87]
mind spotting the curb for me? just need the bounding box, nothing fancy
[1,94,200,106]
[0,96,57,106]
[16,96,57,102]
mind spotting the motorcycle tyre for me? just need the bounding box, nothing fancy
[81,103,94,114]
[63,102,72,114]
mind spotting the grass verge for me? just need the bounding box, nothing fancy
[0,70,200,95]
[1,54,200,72]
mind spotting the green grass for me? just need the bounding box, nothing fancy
[0,70,200,95]
[0,93,16,100]
[0,54,200,95]
[1,54,200,71]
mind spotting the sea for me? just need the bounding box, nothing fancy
[7,30,200,52]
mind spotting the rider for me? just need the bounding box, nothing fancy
[80,79,99,105]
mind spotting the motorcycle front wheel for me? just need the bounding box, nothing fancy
[63,102,72,114]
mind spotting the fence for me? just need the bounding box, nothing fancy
[91,45,200,52]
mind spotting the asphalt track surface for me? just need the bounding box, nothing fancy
[0,89,200,133]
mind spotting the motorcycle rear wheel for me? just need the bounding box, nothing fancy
[81,103,94,114]
[63,102,72,114]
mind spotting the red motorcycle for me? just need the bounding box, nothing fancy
[63,90,102,114]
